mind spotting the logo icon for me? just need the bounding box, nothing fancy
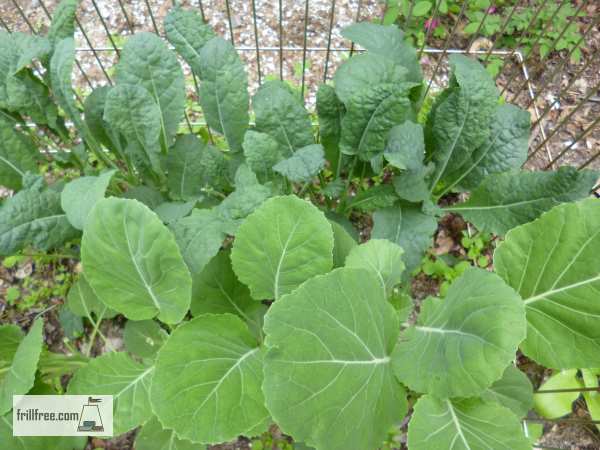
[76,397,105,432]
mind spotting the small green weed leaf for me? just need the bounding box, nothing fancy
[481,365,533,418]
[198,37,249,152]
[123,320,169,360]
[408,396,530,450]
[273,144,325,182]
[58,306,84,340]
[392,268,526,397]
[253,80,313,156]
[412,1,433,17]
[67,275,118,319]
[263,267,407,450]
[135,416,198,450]
[533,370,581,418]
[231,195,333,301]
[82,198,191,324]
[61,169,116,230]
[0,320,43,415]
[152,314,268,443]
[495,198,600,368]
[372,203,437,275]
[242,130,282,174]
[68,352,154,435]
[191,250,266,339]
[0,177,78,256]
[330,221,357,268]
[115,32,185,150]
[448,166,598,235]
[0,117,39,190]
[345,239,405,297]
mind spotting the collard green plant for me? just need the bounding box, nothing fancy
[1,3,600,449]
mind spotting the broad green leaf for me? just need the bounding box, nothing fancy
[0,117,38,190]
[135,416,198,450]
[391,290,414,323]
[82,198,192,324]
[333,53,408,105]
[0,177,78,256]
[273,144,325,182]
[392,268,526,398]
[58,306,84,340]
[164,6,215,73]
[446,167,598,235]
[124,185,165,209]
[263,267,407,450]
[386,121,430,202]
[151,314,269,443]
[0,325,23,375]
[66,275,118,319]
[427,55,499,193]
[12,34,51,73]
[340,83,414,161]
[61,170,116,230]
[316,84,344,173]
[123,320,168,360]
[330,221,357,267]
[533,370,581,418]
[154,201,195,224]
[0,320,43,415]
[344,184,398,213]
[0,415,86,450]
[412,1,433,16]
[68,351,154,435]
[198,37,249,152]
[191,250,266,338]
[494,198,600,368]
[47,0,79,47]
[84,86,126,157]
[340,23,422,84]
[372,203,437,275]
[242,130,282,174]
[450,104,530,191]
[104,84,162,175]
[167,134,209,201]
[253,80,313,156]
[115,32,185,150]
[481,365,533,417]
[345,239,405,297]
[231,195,333,301]
[408,396,530,450]
[582,369,600,431]
[170,208,227,274]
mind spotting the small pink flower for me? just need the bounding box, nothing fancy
[486,6,497,14]
[424,18,440,31]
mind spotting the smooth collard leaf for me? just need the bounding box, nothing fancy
[115,32,185,150]
[330,221,357,267]
[372,203,437,276]
[533,370,581,418]
[82,198,192,324]
[316,84,344,173]
[66,275,118,320]
[0,177,78,256]
[392,268,526,398]
[198,37,249,152]
[445,166,598,235]
[231,195,333,301]
[170,208,227,274]
[154,201,195,224]
[0,117,39,190]
[123,320,168,360]
[339,83,414,161]
[242,130,282,174]
[0,325,23,373]
[191,250,266,339]
[47,0,79,47]
[408,396,530,450]
[340,23,422,85]
[164,6,215,74]
[68,352,154,435]
[263,267,407,450]
[167,134,207,201]
[426,54,499,193]
[253,80,314,156]
[151,314,269,443]
[273,144,325,183]
[135,416,198,450]
[345,239,405,297]
[104,84,163,175]
[1,415,86,450]
[494,198,600,369]
[481,365,534,418]
[0,320,43,415]
[60,169,116,230]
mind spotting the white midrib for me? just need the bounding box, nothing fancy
[6,214,66,236]
[273,219,302,301]
[523,273,600,305]
[280,357,390,366]
[444,197,548,212]
[356,90,396,153]
[115,366,154,398]
[0,154,24,177]
[447,400,472,450]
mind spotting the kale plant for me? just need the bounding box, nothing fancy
[1,3,599,449]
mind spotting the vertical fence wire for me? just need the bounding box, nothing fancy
[251,0,262,85]
[323,0,336,82]
[278,0,284,80]
[349,0,363,56]
[300,0,310,101]
[224,0,235,44]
